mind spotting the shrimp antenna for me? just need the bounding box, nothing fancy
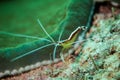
[58,27,65,41]
[53,27,65,60]
[11,43,55,62]
[0,31,51,42]
[37,19,55,43]
[52,44,58,60]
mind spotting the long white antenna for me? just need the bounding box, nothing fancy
[58,29,64,42]
[11,43,55,62]
[37,19,55,43]
[53,44,58,61]
[0,31,51,42]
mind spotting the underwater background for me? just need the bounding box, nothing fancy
[0,0,94,76]
[0,0,70,72]
[0,0,120,79]
[0,0,69,49]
